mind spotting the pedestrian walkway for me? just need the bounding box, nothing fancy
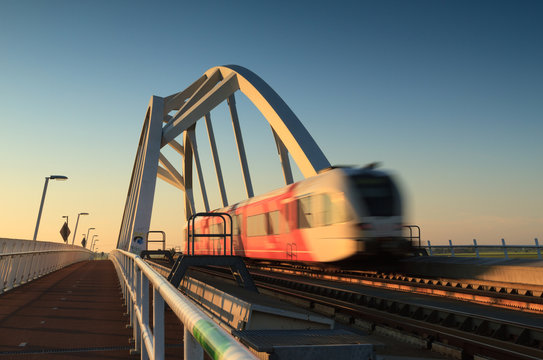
[0,260,135,359]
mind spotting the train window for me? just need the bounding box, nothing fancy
[268,211,280,235]
[350,175,398,216]
[330,192,352,223]
[247,214,267,236]
[298,196,314,228]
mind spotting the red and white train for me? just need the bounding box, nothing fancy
[185,166,412,266]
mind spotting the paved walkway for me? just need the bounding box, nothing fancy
[0,260,137,359]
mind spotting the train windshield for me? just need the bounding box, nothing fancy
[350,174,399,216]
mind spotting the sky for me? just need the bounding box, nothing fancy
[0,0,541,252]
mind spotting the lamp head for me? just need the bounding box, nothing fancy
[79,212,89,216]
[49,175,68,181]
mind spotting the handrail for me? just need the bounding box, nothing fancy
[109,249,256,360]
[187,212,233,256]
[0,249,91,257]
[0,238,93,294]
[423,238,542,259]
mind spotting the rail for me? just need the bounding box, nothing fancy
[109,249,256,360]
[0,238,93,294]
[423,238,542,259]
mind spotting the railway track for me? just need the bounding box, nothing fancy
[191,265,543,360]
[247,263,543,313]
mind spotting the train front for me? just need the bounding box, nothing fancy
[338,166,411,262]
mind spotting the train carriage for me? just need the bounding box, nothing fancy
[186,166,411,266]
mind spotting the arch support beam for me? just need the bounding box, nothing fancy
[117,96,164,253]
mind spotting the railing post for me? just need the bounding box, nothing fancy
[449,240,455,257]
[473,239,479,258]
[153,288,165,359]
[184,326,204,360]
[535,238,541,259]
[132,267,141,355]
[427,240,433,256]
[501,238,508,259]
[141,274,149,360]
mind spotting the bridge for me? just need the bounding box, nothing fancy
[1,66,542,360]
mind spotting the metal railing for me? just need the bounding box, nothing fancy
[0,238,93,294]
[423,238,542,259]
[109,249,257,360]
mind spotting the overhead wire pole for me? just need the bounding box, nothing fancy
[186,125,210,212]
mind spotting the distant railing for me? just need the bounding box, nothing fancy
[109,249,257,360]
[422,238,542,259]
[0,238,94,294]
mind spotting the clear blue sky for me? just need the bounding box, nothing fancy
[1,0,541,251]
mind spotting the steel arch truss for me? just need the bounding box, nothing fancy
[117,65,330,253]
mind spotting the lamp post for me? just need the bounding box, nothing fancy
[86,227,95,246]
[90,235,98,250]
[33,175,68,241]
[72,212,89,245]
[62,215,69,227]
[92,239,100,251]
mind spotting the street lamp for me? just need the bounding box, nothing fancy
[71,212,89,245]
[62,215,69,227]
[91,235,98,250]
[92,239,100,251]
[33,175,68,241]
[86,227,95,245]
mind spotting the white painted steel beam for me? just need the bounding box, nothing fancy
[161,71,240,147]
[157,167,183,190]
[163,74,207,115]
[183,130,195,219]
[118,96,164,253]
[168,139,184,157]
[186,126,210,212]
[271,126,294,185]
[228,94,254,198]
[210,65,330,177]
[205,113,228,207]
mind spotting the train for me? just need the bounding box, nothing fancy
[184,165,412,266]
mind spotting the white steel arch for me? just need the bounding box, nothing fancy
[117,65,330,253]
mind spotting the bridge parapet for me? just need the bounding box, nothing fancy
[109,249,257,360]
[0,238,93,294]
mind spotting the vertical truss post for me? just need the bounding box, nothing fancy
[228,94,254,198]
[205,113,228,207]
[271,126,294,185]
[183,130,195,220]
[186,125,210,212]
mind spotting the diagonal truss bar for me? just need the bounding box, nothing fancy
[174,69,222,120]
[186,126,210,212]
[168,139,184,157]
[271,126,294,185]
[163,75,207,115]
[205,113,228,207]
[228,94,254,198]
[161,71,240,147]
[158,153,184,190]
[157,166,184,190]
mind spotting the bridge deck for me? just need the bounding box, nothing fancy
[0,260,186,359]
